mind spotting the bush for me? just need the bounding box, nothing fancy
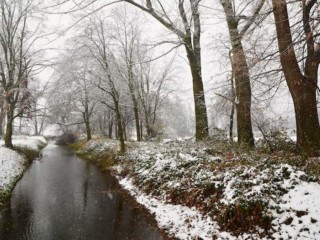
[56,132,78,145]
[218,200,272,236]
[257,129,296,153]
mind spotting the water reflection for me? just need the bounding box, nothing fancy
[0,144,163,240]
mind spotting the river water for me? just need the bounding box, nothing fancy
[0,144,164,240]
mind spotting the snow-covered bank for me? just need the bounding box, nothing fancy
[76,138,320,239]
[0,136,47,209]
[0,147,25,190]
[0,135,47,150]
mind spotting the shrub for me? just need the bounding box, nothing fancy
[56,132,78,145]
[257,129,296,153]
[218,200,272,236]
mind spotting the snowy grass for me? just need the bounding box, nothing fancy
[72,139,119,171]
[76,137,320,239]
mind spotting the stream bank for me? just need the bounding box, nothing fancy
[72,137,320,240]
[0,136,47,211]
[0,144,165,239]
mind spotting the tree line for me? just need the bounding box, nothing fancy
[1,0,320,156]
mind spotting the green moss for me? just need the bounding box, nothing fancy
[0,189,11,209]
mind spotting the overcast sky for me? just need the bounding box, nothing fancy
[37,0,295,130]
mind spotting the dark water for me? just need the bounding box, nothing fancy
[0,144,163,240]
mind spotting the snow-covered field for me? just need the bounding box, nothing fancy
[0,136,47,192]
[106,139,320,239]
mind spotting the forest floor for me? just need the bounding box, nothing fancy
[72,137,320,240]
[0,136,47,210]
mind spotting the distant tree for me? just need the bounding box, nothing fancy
[81,17,127,153]
[110,9,142,141]
[137,55,175,139]
[114,0,209,140]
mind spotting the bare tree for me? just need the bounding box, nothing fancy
[0,0,42,148]
[272,0,320,155]
[82,17,127,153]
[111,9,142,141]
[137,54,174,139]
[118,0,209,140]
[219,0,267,147]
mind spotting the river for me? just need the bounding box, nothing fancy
[0,144,164,240]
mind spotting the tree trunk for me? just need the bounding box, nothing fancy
[233,43,254,147]
[34,115,39,136]
[229,60,235,141]
[5,107,14,149]
[123,119,127,141]
[293,87,320,153]
[0,112,4,137]
[84,118,92,141]
[108,120,113,139]
[140,119,143,140]
[184,44,209,141]
[221,0,254,147]
[229,102,235,141]
[115,123,118,139]
[272,0,320,155]
[114,100,125,153]
[133,105,141,141]
[127,67,141,141]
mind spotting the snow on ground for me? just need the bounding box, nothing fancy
[81,138,320,239]
[0,135,47,150]
[83,138,119,153]
[119,177,219,240]
[0,136,47,193]
[271,179,320,239]
[0,147,25,190]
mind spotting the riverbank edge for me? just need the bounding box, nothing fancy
[69,140,172,240]
[69,138,320,239]
[0,140,47,211]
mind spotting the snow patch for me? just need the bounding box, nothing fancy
[0,147,25,190]
[119,177,219,240]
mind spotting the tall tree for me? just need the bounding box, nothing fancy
[83,17,127,153]
[272,0,320,155]
[111,9,142,141]
[219,0,266,147]
[122,0,209,140]
[0,0,37,148]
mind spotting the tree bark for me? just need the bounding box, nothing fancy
[84,116,92,141]
[272,0,320,155]
[184,43,209,140]
[114,100,125,153]
[133,103,141,141]
[5,106,14,148]
[221,0,254,147]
